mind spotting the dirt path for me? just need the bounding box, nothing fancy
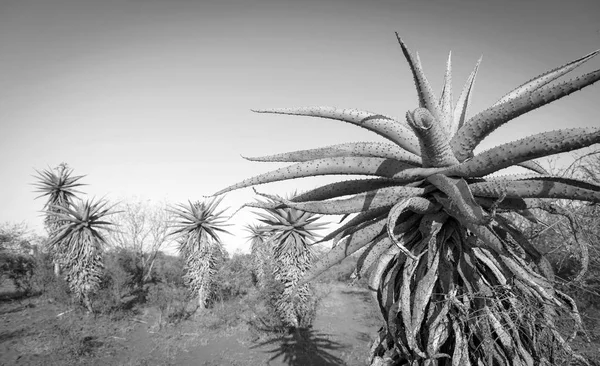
[175,283,381,366]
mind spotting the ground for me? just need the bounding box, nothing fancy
[1,281,599,365]
[0,283,381,366]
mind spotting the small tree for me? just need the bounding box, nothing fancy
[33,163,85,276]
[244,223,275,288]
[252,198,328,329]
[169,196,231,309]
[106,199,174,290]
[46,198,117,312]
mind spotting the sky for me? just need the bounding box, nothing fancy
[1,0,599,254]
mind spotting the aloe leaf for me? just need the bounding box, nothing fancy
[253,107,421,155]
[261,185,428,215]
[291,178,400,203]
[387,198,441,259]
[298,217,388,285]
[451,69,600,161]
[356,236,395,278]
[212,157,416,196]
[395,33,444,133]
[406,108,459,167]
[449,128,600,177]
[439,52,453,131]
[318,207,390,244]
[516,160,548,175]
[242,141,422,165]
[469,179,600,203]
[451,56,482,135]
[410,241,441,351]
[428,175,489,224]
[493,49,600,107]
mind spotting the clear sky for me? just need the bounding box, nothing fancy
[1,0,599,254]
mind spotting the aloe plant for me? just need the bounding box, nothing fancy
[33,163,85,276]
[215,34,600,365]
[252,198,328,328]
[46,198,116,312]
[169,196,231,308]
[244,223,275,288]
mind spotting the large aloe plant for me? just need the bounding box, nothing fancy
[33,163,85,276]
[169,196,231,308]
[215,34,600,365]
[46,198,116,312]
[251,198,328,328]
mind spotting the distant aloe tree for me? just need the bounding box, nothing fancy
[244,223,274,288]
[169,196,231,308]
[33,163,85,276]
[252,199,328,328]
[46,198,116,312]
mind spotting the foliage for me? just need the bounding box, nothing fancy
[106,198,174,290]
[252,198,328,329]
[244,223,275,287]
[33,163,85,274]
[46,198,116,312]
[211,252,256,303]
[169,196,231,308]
[215,33,600,365]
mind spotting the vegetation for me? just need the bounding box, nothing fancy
[213,34,600,365]
[33,163,85,276]
[169,196,231,309]
[45,198,117,312]
[251,198,328,329]
[244,223,274,288]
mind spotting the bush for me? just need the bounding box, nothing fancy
[211,252,255,304]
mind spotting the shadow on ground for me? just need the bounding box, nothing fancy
[252,327,348,366]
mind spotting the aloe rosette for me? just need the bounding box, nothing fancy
[244,223,275,288]
[215,34,600,365]
[33,163,86,274]
[45,198,116,312]
[251,198,328,328]
[169,196,231,308]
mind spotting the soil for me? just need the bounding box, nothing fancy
[1,281,599,365]
[0,283,382,365]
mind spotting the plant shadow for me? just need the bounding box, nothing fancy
[251,327,348,366]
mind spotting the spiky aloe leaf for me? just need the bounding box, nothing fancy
[449,128,600,177]
[213,157,417,196]
[439,52,453,128]
[252,107,421,155]
[396,33,445,131]
[255,185,428,215]
[451,56,482,135]
[452,69,600,161]
[469,178,600,202]
[516,160,548,175]
[493,49,600,107]
[243,142,421,165]
[290,178,400,202]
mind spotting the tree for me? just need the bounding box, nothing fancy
[252,198,328,329]
[214,34,600,365]
[169,196,231,309]
[46,198,117,312]
[244,223,274,288]
[107,199,174,289]
[33,163,85,276]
